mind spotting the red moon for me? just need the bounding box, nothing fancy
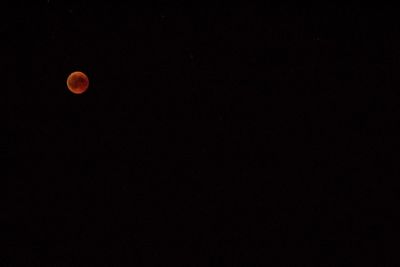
[67,71,89,94]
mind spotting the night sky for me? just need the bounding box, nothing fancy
[6,2,395,266]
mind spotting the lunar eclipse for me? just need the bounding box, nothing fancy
[67,71,89,94]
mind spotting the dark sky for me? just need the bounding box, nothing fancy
[6,2,395,266]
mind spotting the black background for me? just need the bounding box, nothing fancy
[5,2,396,266]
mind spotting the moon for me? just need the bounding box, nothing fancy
[67,71,89,94]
